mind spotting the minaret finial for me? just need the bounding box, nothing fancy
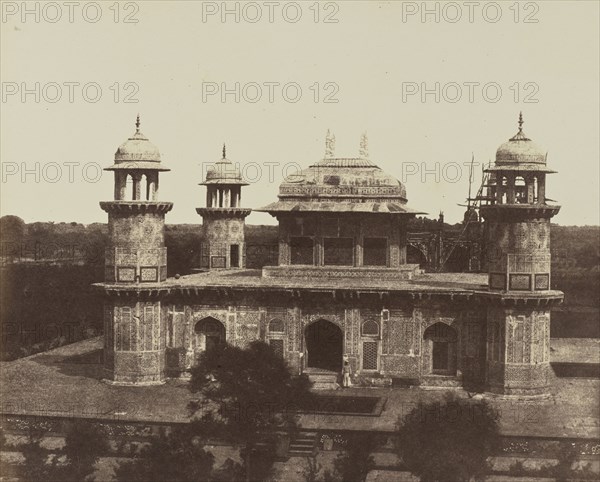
[222,143,226,159]
[325,129,335,158]
[359,132,369,158]
[135,114,140,133]
[518,111,523,133]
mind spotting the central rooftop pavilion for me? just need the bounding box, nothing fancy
[254,134,427,278]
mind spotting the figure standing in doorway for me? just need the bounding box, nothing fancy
[342,360,352,388]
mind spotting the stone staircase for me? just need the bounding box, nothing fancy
[288,431,318,457]
[306,370,340,390]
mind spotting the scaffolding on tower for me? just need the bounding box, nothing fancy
[436,154,495,272]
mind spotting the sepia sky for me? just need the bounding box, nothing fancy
[1,0,599,226]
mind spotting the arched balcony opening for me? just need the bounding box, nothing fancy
[145,172,159,201]
[500,177,508,204]
[515,176,527,204]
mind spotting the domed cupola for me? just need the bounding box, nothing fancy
[258,131,420,213]
[203,145,248,186]
[108,115,167,171]
[104,115,170,201]
[495,112,547,166]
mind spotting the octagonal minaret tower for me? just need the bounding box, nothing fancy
[481,113,562,396]
[196,145,251,270]
[99,116,173,385]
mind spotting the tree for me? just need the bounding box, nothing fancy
[115,426,215,482]
[396,393,500,482]
[333,433,378,482]
[18,428,60,481]
[62,420,109,481]
[188,341,314,482]
[553,444,578,482]
[0,215,26,242]
[303,455,322,482]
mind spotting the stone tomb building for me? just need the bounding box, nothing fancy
[97,117,563,396]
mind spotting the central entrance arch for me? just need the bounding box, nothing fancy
[194,317,226,353]
[423,322,458,376]
[305,319,343,372]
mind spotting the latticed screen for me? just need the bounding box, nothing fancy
[211,256,226,268]
[117,267,136,282]
[290,237,314,265]
[200,243,210,268]
[140,267,158,282]
[535,274,549,290]
[363,237,387,266]
[362,341,378,370]
[269,339,284,358]
[489,273,506,290]
[324,237,353,266]
[509,274,531,291]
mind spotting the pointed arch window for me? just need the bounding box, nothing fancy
[268,318,284,333]
[362,319,380,337]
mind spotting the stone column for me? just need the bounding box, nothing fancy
[506,172,515,204]
[147,172,158,201]
[538,175,546,204]
[398,220,408,264]
[496,176,504,203]
[356,218,364,267]
[278,217,291,265]
[132,173,142,201]
[115,171,127,200]
[315,217,323,266]
[526,174,535,204]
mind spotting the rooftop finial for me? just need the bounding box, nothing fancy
[135,114,140,133]
[222,143,226,159]
[359,132,369,158]
[325,129,335,158]
[518,111,524,133]
[510,111,530,141]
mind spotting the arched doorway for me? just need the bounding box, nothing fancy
[423,323,458,376]
[305,319,343,372]
[194,317,226,353]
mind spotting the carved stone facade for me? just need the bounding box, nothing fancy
[96,120,563,396]
[196,148,251,270]
[99,288,498,388]
[486,306,552,395]
[196,210,250,269]
[103,300,165,385]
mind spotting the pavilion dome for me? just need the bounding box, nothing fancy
[281,157,408,202]
[495,113,547,166]
[201,145,248,185]
[257,132,425,216]
[105,116,169,172]
[114,116,161,163]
